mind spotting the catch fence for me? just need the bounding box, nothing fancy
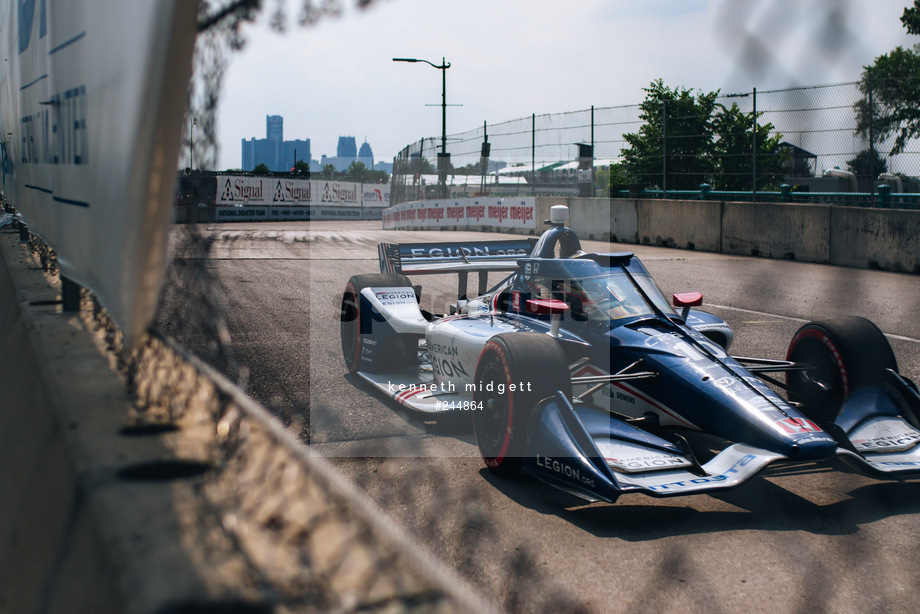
[391,80,920,208]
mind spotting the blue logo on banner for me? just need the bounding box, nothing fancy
[18,0,46,54]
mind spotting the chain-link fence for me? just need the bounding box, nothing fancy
[141,3,920,612]
[391,80,920,208]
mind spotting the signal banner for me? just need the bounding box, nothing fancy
[316,180,360,206]
[383,197,536,231]
[213,176,388,208]
[217,176,313,206]
[213,206,376,222]
[216,207,271,221]
[0,1,198,343]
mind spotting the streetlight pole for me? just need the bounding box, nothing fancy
[393,56,451,198]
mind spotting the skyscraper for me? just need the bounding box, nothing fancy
[241,115,311,172]
[358,141,374,168]
[266,115,283,142]
[337,136,358,159]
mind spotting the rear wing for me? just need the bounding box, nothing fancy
[378,237,537,299]
[378,238,536,275]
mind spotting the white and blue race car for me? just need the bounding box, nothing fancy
[340,206,920,502]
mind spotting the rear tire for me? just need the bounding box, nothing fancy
[472,333,572,476]
[340,273,416,374]
[786,316,897,422]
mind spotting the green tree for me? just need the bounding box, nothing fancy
[291,159,310,175]
[252,162,270,174]
[346,161,370,182]
[621,80,718,191]
[595,163,629,196]
[846,148,888,179]
[367,169,390,184]
[902,0,920,34]
[454,161,484,176]
[855,1,920,156]
[407,156,436,175]
[322,164,337,179]
[711,102,785,191]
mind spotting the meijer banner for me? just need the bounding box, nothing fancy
[0,1,198,342]
[383,198,536,231]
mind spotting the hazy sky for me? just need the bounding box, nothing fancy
[214,0,916,170]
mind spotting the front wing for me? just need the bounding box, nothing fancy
[524,391,920,503]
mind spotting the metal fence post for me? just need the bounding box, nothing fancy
[662,100,667,198]
[780,184,791,202]
[752,87,757,201]
[869,81,877,195]
[878,183,891,208]
[532,113,536,197]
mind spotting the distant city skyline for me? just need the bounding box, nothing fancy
[241,115,310,172]
[241,115,390,173]
[215,2,915,172]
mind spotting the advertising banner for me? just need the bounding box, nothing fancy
[0,1,198,343]
[216,207,271,221]
[213,205,373,222]
[268,206,311,220]
[216,175,313,206]
[213,176,387,208]
[315,180,360,206]
[362,185,390,208]
[383,197,536,231]
[314,207,363,219]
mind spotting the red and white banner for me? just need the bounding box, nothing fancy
[383,197,536,231]
[362,185,391,208]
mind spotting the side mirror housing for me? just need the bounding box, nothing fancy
[526,299,569,338]
[673,292,703,321]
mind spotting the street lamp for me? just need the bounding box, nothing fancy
[393,56,450,198]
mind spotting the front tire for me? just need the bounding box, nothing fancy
[472,333,572,476]
[786,316,897,422]
[340,273,415,374]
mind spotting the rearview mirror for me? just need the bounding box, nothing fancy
[672,292,703,321]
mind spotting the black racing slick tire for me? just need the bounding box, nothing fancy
[340,273,416,374]
[786,316,898,423]
[472,333,572,477]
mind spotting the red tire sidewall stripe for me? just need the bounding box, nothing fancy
[788,328,850,396]
[476,340,515,467]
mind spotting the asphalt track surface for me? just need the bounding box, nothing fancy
[168,221,920,613]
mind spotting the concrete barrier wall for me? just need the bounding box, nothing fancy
[512,197,920,274]
[1,231,130,613]
[722,201,831,263]
[566,197,639,243]
[636,199,721,251]
[0,229,495,613]
[830,206,920,273]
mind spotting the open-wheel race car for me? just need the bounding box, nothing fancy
[339,205,920,502]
